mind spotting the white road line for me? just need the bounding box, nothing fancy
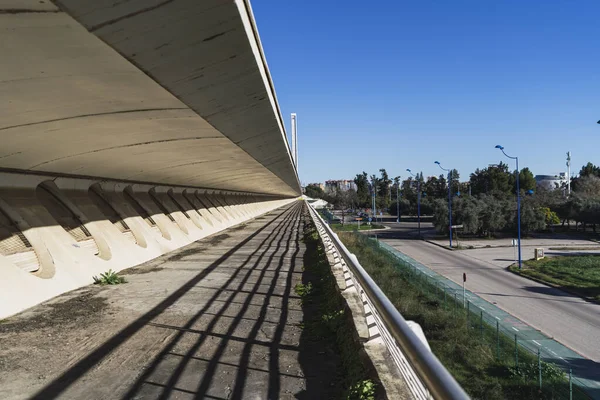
[532,340,541,346]
[495,316,500,320]
[512,327,519,332]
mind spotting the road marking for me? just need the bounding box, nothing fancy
[495,316,500,320]
[479,307,486,311]
[550,350,557,355]
[512,327,519,332]
[532,340,541,346]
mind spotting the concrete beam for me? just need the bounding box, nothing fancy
[0,0,299,196]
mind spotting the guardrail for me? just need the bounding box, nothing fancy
[307,203,469,400]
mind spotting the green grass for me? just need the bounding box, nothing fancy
[512,256,600,301]
[302,218,378,399]
[93,269,127,285]
[330,223,385,232]
[339,233,582,400]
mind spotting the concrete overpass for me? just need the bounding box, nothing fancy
[0,0,300,318]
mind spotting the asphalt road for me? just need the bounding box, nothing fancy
[372,222,600,364]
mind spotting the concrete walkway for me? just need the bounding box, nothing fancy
[0,202,332,400]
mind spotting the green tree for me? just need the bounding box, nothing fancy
[579,162,600,178]
[353,172,370,208]
[305,184,324,199]
[449,169,460,195]
[520,198,546,234]
[518,167,536,193]
[453,196,481,235]
[479,194,511,236]
[377,168,392,210]
[469,162,513,195]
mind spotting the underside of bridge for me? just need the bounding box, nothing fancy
[0,0,300,318]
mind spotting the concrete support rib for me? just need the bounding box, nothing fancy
[0,1,301,317]
[0,171,296,319]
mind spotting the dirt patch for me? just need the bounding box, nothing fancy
[0,287,108,335]
[208,233,230,246]
[124,265,165,275]
[166,246,207,262]
[229,224,247,232]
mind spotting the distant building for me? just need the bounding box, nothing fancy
[325,179,357,193]
[306,182,325,192]
[535,173,567,191]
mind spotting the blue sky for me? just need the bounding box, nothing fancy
[252,0,600,185]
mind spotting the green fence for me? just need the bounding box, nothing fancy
[360,234,594,400]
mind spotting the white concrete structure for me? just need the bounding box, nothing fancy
[0,0,300,317]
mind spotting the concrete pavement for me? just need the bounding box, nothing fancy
[0,202,340,400]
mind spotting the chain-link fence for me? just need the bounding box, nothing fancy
[357,234,594,400]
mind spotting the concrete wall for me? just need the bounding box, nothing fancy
[0,0,300,196]
[0,171,295,319]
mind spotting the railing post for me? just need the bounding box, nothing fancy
[466,301,470,330]
[480,310,484,340]
[569,368,573,400]
[444,287,447,310]
[538,347,542,389]
[496,320,500,360]
[514,334,519,369]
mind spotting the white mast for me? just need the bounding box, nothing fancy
[566,151,571,195]
[291,113,298,170]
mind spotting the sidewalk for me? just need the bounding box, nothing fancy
[0,202,337,400]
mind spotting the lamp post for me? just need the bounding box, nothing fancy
[370,178,377,223]
[407,169,421,237]
[495,145,522,269]
[435,161,453,248]
[396,180,401,223]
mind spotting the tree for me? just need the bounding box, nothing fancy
[449,169,460,195]
[469,162,513,196]
[353,172,370,208]
[453,196,481,235]
[518,167,536,193]
[520,198,546,234]
[479,194,510,236]
[377,168,392,210]
[305,184,324,199]
[573,175,600,198]
[579,162,600,178]
[344,189,359,210]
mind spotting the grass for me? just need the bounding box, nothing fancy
[301,218,378,399]
[330,223,385,232]
[92,269,127,285]
[547,247,600,251]
[339,233,583,400]
[511,256,600,302]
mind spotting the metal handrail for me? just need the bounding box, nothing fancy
[308,205,470,400]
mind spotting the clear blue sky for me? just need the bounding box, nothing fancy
[252,0,600,185]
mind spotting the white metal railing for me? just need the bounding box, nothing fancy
[307,204,469,400]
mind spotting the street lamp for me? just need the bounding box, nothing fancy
[396,178,401,223]
[495,145,522,269]
[406,169,421,237]
[370,177,377,223]
[435,161,453,248]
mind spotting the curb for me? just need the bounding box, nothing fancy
[424,239,456,251]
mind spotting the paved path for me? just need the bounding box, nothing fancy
[380,238,600,360]
[0,202,336,400]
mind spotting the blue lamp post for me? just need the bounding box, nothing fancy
[435,161,453,248]
[406,169,421,237]
[495,145,522,269]
[396,178,401,223]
